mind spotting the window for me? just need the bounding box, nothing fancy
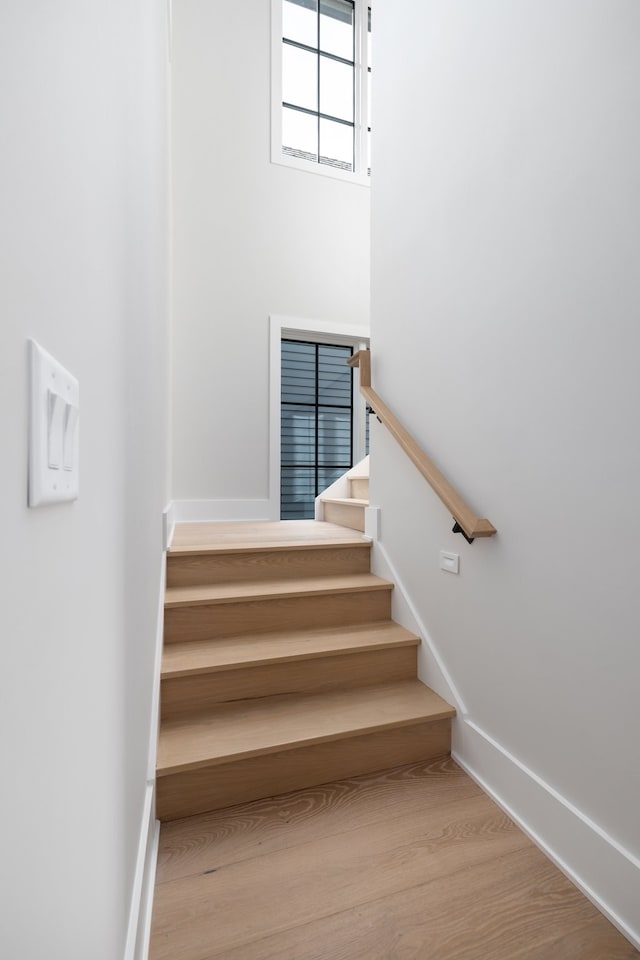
[281,340,354,519]
[272,0,371,184]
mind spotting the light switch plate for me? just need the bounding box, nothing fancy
[29,339,79,506]
[440,550,460,574]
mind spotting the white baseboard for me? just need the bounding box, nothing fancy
[135,818,160,960]
[123,542,167,960]
[453,720,640,951]
[162,501,176,551]
[124,784,157,960]
[147,553,166,782]
[171,498,273,523]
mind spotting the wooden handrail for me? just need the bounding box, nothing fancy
[349,351,496,541]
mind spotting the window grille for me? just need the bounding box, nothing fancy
[281,339,354,519]
[273,0,371,182]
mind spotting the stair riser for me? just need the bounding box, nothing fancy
[323,502,365,532]
[164,589,392,643]
[167,546,371,588]
[161,647,418,720]
[156,718,452,820]
[349,478,369,499]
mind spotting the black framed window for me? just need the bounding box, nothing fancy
[281,340,354,519]
[282,0,356,171]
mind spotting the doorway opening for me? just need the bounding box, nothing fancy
[269,316,370,520]
[281,339,355,519]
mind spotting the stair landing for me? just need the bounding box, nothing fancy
[170,519,368,553]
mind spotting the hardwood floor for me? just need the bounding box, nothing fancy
[170,520,370,554]
[149,758,638,960]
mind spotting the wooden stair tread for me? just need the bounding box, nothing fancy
[170,520,370,556]
[157,681,455,776]
[165,573,392,608]
[161,622,420,678]
[321,497,369,507]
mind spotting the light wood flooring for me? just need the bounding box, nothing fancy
[169,520,367,554]
[150,757,638,960]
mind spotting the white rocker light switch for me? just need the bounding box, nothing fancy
[29,339,79,506]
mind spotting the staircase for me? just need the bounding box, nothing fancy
[320,457,370,532]
[156,519,455,821]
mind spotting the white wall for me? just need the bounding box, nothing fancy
[0,3,169,958]
[371,0,640,943]
[171,0,370,512]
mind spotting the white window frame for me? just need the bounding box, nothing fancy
[270,0,371,187]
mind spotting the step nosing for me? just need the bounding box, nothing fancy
[321,498,369,505]
[169,541,372,558]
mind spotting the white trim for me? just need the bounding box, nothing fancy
[122,525,167,958]
[123,524,167,958]
[269,315,282,520]
[146,553,166,782]
[135,819,161,960]
[123,784,156,960]
[172,499,273,524]
[269,314,370,520]
[453,723,640,951]
[364,503,380,540]
[352,343,369,462]
[270,0,371,187]
[162,501,176,552]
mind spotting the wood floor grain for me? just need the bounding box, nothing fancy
[156,757,480,882]
[150,759,638,960]
[170,520,369,554]
[199,848,629,960]
[151,797,526,958]
[521,916,640,959]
